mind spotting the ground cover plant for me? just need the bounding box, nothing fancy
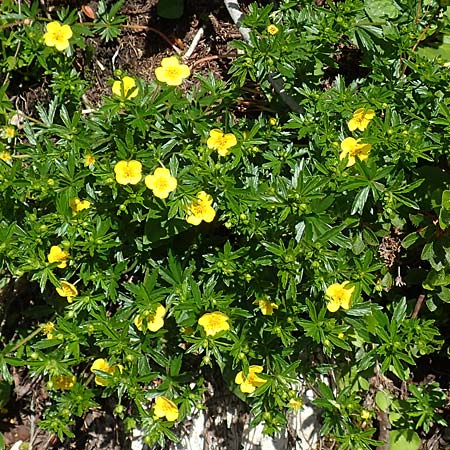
[1,0,450,449]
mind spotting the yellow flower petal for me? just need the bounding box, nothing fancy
[47,245,69,268]
[155,56,190,86]
[145,167,177,199]
[114,160,142,185]
[198,311,230,336]
[154,397,179,421]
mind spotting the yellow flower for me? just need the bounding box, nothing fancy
[340,137,372,167]
[185,191,216,225]
[361,410,371,420]
[257,298,278,316]
[56,280,78,303]
[153,397,179,422]
[207,129,237,157]
[52,375,76,390]
[112,76,139,99]
[69,197,91,215]
[348,108,375,132]
[42,322,56,339]
[235,365,267,394]
[90,358,122,386]
[155,56,190,86]
[338,332,345,339]
[2,126,15,139]
[84,154,96,166]
[267,24,279,35]
[0,151,12,162]
[43,21,73,51]
[325,281,355,312]
[198,311,230,336]
[145,167,177,199]
[288,398,303,411]
[134,304,166,332]
[269,117,278,126]
[47,245,69,268]
[114,160,142,185]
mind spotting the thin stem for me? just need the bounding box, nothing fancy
[8,326,42,354]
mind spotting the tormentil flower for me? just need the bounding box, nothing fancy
[56,280,78,303]
[90,358,123,386]
[154,397,179,422]
[114,160,142,185]
[52,375,76,390]
[134,304,166,332]
[42,322,56,339]
[185,191,216,225]
[2,126,15,139]
[348,108,375,132]
[340,137,372,167]
[112,76,139,99]
[0,151,12,162]
[257,298,279,316]
[288,398,303,412]
[155,56,190,86]
[145,167,177,199]
[207,129,237,157]
[235,365,267,394]
[267,24,279,35]
[69,197,90,215]
[47,245,69,268]
[84,154,96,166]
[325,281,355,312]
[43,21,73,51]
[198,311,230,336]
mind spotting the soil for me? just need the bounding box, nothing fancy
[2,1,450,449]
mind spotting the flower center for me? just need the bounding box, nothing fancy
[192,202,207,216]
[166,67,180,79]
[156,178,168,190]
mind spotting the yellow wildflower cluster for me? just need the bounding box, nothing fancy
[340,107,375,167]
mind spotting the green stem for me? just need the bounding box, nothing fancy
[8,326,42,354]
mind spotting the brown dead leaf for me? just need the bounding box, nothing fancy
[81,4,97,19]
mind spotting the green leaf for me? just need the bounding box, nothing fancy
[402,232,419,249]
[439,190,450,229]
[375,390,392,412]
[389,429,421,450]
[351,186,370,215]
[364,0,399,20]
